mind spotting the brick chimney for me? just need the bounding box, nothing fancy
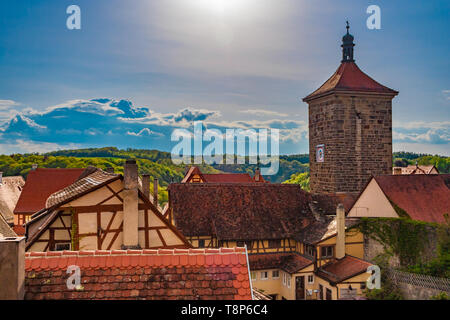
[153,178,158,206]
[142,174,150,200]
[336,203,346,259]
[122,159,140,249]
[0,237,25,300]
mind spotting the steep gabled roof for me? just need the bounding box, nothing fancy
[25,168,191,250]
[303,62,398,101]
[202,173,255,183]
[249,253,313,274]
[14,168,85,215]
[45,169,119,209]
[0,176,24,223]
[395,165,440,175]
[0,211,16,238]
[373,174,450,224]
[169,183,314,240]
[181,166,266,184]
[317,255,372,284]
[24,248,252,300]
[310,193,358,216]
[295,217,359,245]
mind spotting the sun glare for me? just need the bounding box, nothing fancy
[193,0,246,15]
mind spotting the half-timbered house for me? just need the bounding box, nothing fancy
[14,167,85,227]
[25,160,191,252]
[181,166,267,184]
[168,182,373,300]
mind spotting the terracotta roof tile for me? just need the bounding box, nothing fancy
[45,169,119,209]
[181,166,266,183]
[12,224,25,236]
[169,183,314,240]
[249,253,313,274]
[374,174,450,224]
[202,174,255,183]
[25,248,252,300]
[310,193,358,215]
[317,255,372,284]
[14,168,85,215]
[394,165,439,175]
[304,62,398,101]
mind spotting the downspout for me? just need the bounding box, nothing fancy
[245,244,254,300]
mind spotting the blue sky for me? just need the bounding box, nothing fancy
[0,0,449,155]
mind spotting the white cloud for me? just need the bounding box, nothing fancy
[240,109,289,117]
[0,100,20,110]
[127,128,164,137]
[0,140,80,154]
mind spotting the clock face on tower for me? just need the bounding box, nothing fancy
[316,144,325,163]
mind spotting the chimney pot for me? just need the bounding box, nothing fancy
[142,174,150,200]
[336,203,346,259]
[122,159,140,249]
[153,178,159,206]
[31,164,38,170]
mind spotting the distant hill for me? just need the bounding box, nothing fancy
[1,148,447,205]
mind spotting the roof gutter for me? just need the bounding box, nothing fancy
[245,244,254,301]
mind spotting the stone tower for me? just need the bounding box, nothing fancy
[303,23,398,194]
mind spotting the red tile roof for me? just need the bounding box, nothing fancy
[169,183,314,240]
[317,255,372,284]
[24,248,252,300]
[394,165,439,175]
[202,173,255,183]
[181,166,264,183]
[12,224,25,236]
[374,174,450,224]
[310,193,358,215]
[249,253,313,274]
[14,168,85,215]
[304,62,398,101]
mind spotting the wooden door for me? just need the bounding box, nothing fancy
[295,276,305,300]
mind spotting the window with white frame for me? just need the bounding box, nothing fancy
[282,272,287,286]
[287,275,291,288]
[260,271,268,280]
[308,275,314,284]
[272,270,280,279]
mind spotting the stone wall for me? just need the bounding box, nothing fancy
[363,224,439,268]
[308,93,393,194]
[385,268,450,300]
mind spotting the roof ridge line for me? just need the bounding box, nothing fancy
[25,247,247,258]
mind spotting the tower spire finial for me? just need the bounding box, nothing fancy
[341,21,355,63]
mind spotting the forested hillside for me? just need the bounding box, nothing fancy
[0,147,447,197]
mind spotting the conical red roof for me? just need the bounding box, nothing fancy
[304,62,398,101]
